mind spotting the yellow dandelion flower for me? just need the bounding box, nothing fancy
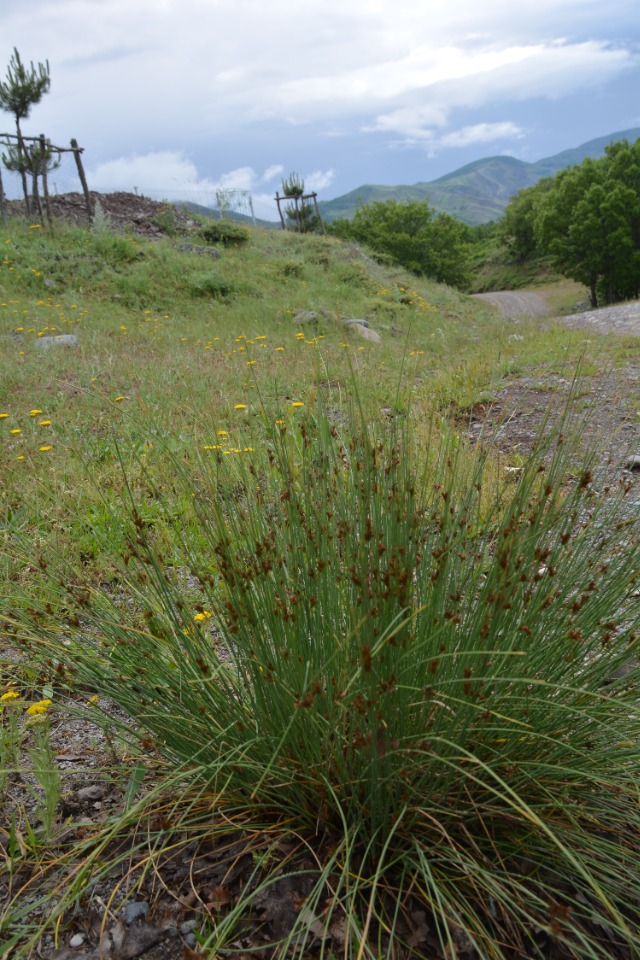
[38,420,52,426]
[39,445,53,452]
[10,428,21,435]
[29,409,43,416]
[234,404,247,410]
[114,396,125,402]
[275,347,284,352]
[275,419,285,425]
[291,402,304,408]
[246,360,257,366]
[0,413,8,419]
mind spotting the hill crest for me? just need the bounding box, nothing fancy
[319,128,640,226]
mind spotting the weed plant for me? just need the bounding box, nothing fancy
[6,391,640,958]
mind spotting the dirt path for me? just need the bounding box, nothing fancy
[474,289,640,335]
[472,290,550,318]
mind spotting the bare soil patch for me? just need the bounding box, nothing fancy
[6,192,195,236]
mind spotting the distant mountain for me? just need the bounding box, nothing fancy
[176,200,279,230]
[318,129,640,226]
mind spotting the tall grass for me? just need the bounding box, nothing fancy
[6,389,640,958]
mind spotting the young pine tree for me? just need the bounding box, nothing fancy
[0,48,51,210]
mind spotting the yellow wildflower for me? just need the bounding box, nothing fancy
[10,428,21,435]
[29,409,42,416]
[291,402,304,408]
[1,691,19,702]
[234,404,247,410]
[0,413,9,419]
[38,420,52,426]
[193,610,213,622]
[26,698,52,715]
[39,445,53,452]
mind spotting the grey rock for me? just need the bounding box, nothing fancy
[342,318,370,328]
[179,919,198,934]
[347,321,382,343]
[34,334,79,349]
[68,934,85,948]
[121,901,150,924]
[603,660,639,686]
[178,241,220,259]
[293,310,321,325]
[183,933,197,948]
[77,784,106,801]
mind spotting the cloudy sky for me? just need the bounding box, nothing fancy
[1,0,639,220]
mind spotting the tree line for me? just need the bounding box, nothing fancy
[329,200,472,290]
[501,138,640,307]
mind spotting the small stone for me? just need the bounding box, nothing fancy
[348,322,382,343]
[179,919,197,935]
[69,933,85,948]
[293,309,320,325]
[183,932,197,948]
[343,318,370,328]
[121,901,150,924]
[34,334,79,349]
[77,784,106,801]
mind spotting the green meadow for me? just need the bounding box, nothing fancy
[2,213,640,959]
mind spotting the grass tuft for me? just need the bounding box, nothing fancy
[6,389,640,958]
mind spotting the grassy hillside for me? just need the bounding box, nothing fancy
[319,128,640,225]
[3,210,640,959]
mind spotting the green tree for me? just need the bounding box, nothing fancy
[281,172,320,233]
[330,198,471,289]
[500,179,553,263]
[0,48,51,210]
[532,147,640,306]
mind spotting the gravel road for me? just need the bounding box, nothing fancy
[473,289,640,334]
[472,290,550,318]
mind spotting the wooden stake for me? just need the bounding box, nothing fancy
[71,138,93,222]
[40,134,53,228]
[275,191,286,230]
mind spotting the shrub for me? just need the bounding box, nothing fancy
[187,270,234,300]
[199,219,250,246]
[8,397,640,958]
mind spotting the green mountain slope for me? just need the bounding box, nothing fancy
[319,128,640,226]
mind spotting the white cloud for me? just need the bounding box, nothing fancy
[87,151,215,197]
[216,167,256,191]
[304,169,335,192]
[438,122,524,148]
[86,152,286,220]
[262,164,285,182]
